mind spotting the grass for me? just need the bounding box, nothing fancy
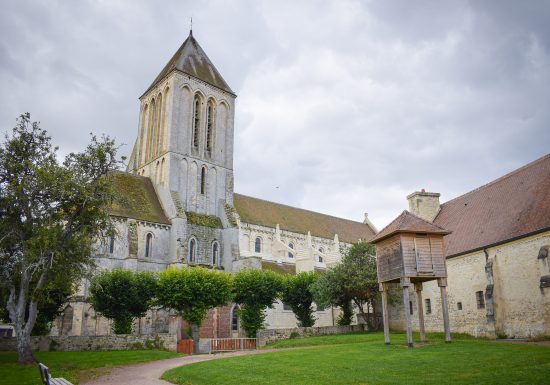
[0,349,180,385]
[162,332,550,385]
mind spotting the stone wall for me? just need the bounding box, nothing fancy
[0,333,177,352]
[256,324,366,347]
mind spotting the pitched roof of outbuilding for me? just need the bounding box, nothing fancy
[110,171,170,225]
[370,210,450,244]
[144,31,234,96]
[434,154,550,257]
[234,193,376,244]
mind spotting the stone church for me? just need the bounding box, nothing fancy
[51,31,377,338]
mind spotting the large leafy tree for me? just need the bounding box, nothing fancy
[233,269,283,338]
[339,242,379,328]
[0,113,121,364]
[312,268,354,325]
[89,269,158,334]
[156,266,233,353]
[281,272,318,327]
[312,243,379,329]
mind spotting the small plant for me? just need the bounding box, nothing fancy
[289,332,300,339]
[186,212,223,228]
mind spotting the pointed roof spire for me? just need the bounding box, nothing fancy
[143,31,234,97]
[189,17,193,37]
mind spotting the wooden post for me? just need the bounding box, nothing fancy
[401,278,413,347]
[438,278,451,343]
[415,282,426,342]
[379,283,390,345]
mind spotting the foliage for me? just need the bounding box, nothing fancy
[0,350,180,385]
[233,269,284,338]
[223,204,238,227]
[162,332,550,385]
[89,269,157,334]
[312,242,378,328]
[156,266,233,351]
[312,268,352,326]
[31,279,75,336]
[281,272,318,327]
[0,113,122,363]
[185,211,223,228]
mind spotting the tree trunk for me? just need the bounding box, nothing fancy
[191,323,200,354]
[15,326,35,364]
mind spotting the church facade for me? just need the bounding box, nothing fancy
[51,32,376,338]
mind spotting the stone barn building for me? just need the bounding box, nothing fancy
[50,31,376,338]
[383,154,550,339]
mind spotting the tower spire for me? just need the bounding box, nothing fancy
[190,17,193,36]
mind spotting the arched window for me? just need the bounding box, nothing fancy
[254,237,262,253]
[109,236,115,254]
[231,305,239,332]
[200,167,206,195]
[192,95,201,148]
[212,241,219,265]
[288,242,294,259]
[318,247,324,263]
[145,233,153,258]
[188,238,197,263]
[206,101,214,152]
[61,305,74,335]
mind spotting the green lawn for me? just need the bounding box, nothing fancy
[163,332,550,385]
[0,350,180,385]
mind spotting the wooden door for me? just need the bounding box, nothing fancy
[414,236,434,274]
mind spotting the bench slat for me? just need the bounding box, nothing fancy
[50,378,74,385]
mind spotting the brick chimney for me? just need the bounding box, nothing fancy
[407,189,441,222]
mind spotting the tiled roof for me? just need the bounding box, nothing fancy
[234,193,376,244]
[144,31,234,96]
[434,154,550,257]
[110,171,170,225]
[370,210,450,244]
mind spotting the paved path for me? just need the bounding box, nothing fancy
[82,349,279,385]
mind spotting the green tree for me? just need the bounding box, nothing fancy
[281,272,318,327]
[0,113,121,364]
[156,266,233,353]
[233,269,283,338]
[89,269,157,334]
[340,243,379,329]
[312,268,353,325]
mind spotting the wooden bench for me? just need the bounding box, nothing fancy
[38,363,74,385]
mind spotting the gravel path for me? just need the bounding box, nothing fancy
[82,349,279,385]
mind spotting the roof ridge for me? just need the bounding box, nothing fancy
[372,210,407,238]
[233,193,369,226]
[442,153,550,207]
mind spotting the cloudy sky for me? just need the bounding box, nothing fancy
[1,0,549,228]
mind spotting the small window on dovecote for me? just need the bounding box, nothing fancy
[425,299,431,314]
[457,302,463,310]
[476,291,485,309]
[288,242,294,259]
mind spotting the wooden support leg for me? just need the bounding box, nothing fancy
[415,282,426,342]
[438,278,451,343]
[379,283,390,345]
[401,278,413,348]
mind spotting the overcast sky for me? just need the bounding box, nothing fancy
[1,0,549,228]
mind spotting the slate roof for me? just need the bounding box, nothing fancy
[144,31,234,97]
[370,210,450,244]
[234,193,376,244]
[434,154,550,257]
[110,171,170,225]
